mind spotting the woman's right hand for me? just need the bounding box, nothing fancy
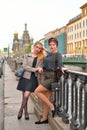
[36,67,43,73]
[42,47,48,52]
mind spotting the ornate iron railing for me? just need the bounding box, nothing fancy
[52,70,87,130]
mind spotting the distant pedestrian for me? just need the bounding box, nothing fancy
[35,37,67,124]
[17,41,45,120]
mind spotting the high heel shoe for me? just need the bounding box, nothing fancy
[17,110,23,120]
[35,119,48,124]
[51,110,55,117]
[25,113,29,120]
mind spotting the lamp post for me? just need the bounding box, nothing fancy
[0,49,1,57]
[8,42,13,58]
[8,45,9,58]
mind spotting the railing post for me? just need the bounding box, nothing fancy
[51,81,62,116]
[78,76,87,130]
[62,72,69,124]
[57,78,63,117]
[56,69,63,116]
[84,83,87,130]
[51,69,63,117]
[84,84,87,130]
[53,86,60,115]
[79,82,83,130]
[70,73,79,130]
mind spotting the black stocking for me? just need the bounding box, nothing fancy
[18,92,30,120]
[24,101,28,114]
[23,93,29,114]
[19,96,28,113]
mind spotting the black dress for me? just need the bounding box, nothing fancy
[17,57,38,92]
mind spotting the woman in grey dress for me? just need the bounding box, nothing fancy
[35,37,67,124]
[17,41,45,120]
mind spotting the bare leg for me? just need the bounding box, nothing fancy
[41,90,52,121]
[35,85,55,123]
[35,85,54,111]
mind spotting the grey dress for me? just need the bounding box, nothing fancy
[39,52,64,90]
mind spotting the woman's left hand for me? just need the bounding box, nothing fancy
[61,67,67,74]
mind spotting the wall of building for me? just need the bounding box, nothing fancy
[44,32,66,54]
[66,3,87,56]
[56,33,66,54]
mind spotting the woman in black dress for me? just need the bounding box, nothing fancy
[17,41,45,120]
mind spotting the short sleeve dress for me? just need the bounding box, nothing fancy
[17,57,38,92]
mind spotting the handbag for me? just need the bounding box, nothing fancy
[51,82,61,91]
[15,68,25,77]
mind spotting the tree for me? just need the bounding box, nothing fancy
[25,43,33,53]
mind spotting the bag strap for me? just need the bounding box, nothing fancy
[54,53,58,69]
[54,53,62,78]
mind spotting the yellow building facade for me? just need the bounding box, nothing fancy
[66,3,87,56]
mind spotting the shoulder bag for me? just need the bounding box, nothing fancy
[15,68,25,77]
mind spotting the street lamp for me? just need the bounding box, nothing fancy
[8,45,9,58]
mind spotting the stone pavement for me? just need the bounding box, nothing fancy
[4,63,53,130]
[0,74,4,130]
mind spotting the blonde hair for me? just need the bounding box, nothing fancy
[34,41,45,61]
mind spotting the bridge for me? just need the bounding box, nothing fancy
[62,54,87,68]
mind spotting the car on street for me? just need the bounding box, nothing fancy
[0,58,4,78]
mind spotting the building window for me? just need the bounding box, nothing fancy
[83,40,85,47]
[75,24,76,30]
[86,40,87,46]
[79,22,81,28]
[83,30,85,37]
[83,20,85,27]
[72,35,73,40]
[80,32,81,38]
[77,23,78,29]
[79,42,81,49]
[86,30,87,36]
[86,19,87,26]
[77,33,78,38]
[72,26,73,31]
[86,9,87,15]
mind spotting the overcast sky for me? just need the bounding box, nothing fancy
[0,0,86,49]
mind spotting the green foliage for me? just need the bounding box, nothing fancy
[25,43,33,53]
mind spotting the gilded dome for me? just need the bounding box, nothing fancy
[14,32,18,35]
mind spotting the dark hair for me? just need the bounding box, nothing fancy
[48,37,58,46]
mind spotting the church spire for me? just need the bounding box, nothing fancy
[23,23,30,44]
[25,23,27,31]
